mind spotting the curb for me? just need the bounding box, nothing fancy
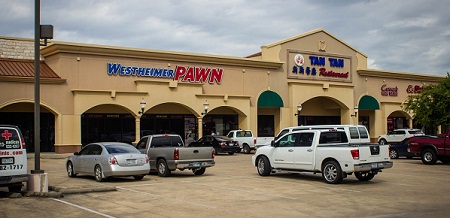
[49,185,117,194]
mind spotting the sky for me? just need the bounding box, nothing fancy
[1,0,449,76]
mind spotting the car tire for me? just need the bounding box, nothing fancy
[257,156,271,176]
[157,159,171,177]
[8,183,23,192]
[228,152,235,155]
[243,144,251,154]
[67,161,77,177]
[94,165,105,182]
[193,167,206,175]
[421,149,438,165]
[322,161,343,184]
[355,172,375,181]
[133,175,144,180]
[389,149,399,159]
[379,139,387,145]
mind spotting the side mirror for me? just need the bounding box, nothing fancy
[271,140,275,147]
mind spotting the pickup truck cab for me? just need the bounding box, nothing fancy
[136,134,215,176]
[252,129,393,184]
[274,125,371,144]
[408,130,450,165]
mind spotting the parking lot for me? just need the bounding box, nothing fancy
[1,153,450,217]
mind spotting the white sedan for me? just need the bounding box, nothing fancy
[66,142,150,182]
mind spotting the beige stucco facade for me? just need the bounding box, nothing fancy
[0,29,445,153]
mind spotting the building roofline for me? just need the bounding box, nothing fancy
[41,41,284,69]
[357,68,444,82]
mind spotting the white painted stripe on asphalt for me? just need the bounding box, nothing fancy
[116,186,217,208]
[186,181,298,200]
[52,198,116,218]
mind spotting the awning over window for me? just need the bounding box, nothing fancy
[358,95,380,110]
[257,90,283,108]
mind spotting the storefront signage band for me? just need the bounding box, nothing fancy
[381,84,398,96]
[406,85,424,93]
[291,54,349,78]
[107,63,223,84]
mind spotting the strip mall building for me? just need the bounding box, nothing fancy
[0,29,444,153]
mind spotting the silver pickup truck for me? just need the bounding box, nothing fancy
[136,134,215,177]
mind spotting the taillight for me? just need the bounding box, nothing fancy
[254,138,256,145]
[351,149,359,160]
[174,148,179,160]
[220,142,226,147]
[109,156,118,165]
[145,155,149,163]
[21,138,26,149]
[212,148,215,158]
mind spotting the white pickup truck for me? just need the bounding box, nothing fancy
[252,129,393,184]
[226,130,274,154]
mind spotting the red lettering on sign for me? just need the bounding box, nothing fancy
[318,68,349,78]
[209,68,223,84]
[195,68,210,83]
[174,65,223,84]
[1,130,12,140]
[182,67,195,82]
[174,66,187,81]
[381,84,398,96]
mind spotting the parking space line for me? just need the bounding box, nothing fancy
[185,181,297,200]
[116,187,217,208]
[52,198,116,218]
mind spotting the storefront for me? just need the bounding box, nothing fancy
[0,29,444,153]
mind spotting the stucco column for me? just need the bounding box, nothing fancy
[409,119,413,129]
[133,116,141,145]
[437,125,442,134]
[198,117,203,138]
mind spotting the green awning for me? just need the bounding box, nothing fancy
[358,95,380,110]
[257,90,284,108]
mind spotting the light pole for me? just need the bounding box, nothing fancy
[294,103,302,125]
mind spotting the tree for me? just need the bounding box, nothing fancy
[403,73,450,132]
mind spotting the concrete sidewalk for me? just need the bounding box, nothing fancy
[27,152,72,159]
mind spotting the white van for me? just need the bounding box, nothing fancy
[0,125,28,192]
[275,125,371,144]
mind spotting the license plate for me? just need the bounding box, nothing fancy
[126,159,137,165]
[371,163,377,168]
[1,157,14,165]
[192,162,201,167]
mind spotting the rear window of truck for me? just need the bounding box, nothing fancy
[319,132,349,144]
[0,128,22,150]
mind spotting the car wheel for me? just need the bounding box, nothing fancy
[355,172,375,181]
[133,175,144,180]
[257,156,271,176]
[322,161,343,184]
[8,183,23,192]
[421,149,438,165]
[389,149,399,159]
[157,159,171,177]
[94,165,105,182]
[379,139,387,145]
[193,167,206,175]
[67,161,77,177]
[228,152,235,155]
[243,144,251,154]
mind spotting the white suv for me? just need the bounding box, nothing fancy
[0,125,28,192]
[378,129,424,144]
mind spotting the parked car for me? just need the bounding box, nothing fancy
[252,129,393,184]
[136,134,215,177]
[378,129,424,144]
[226,130,274,154]
[0,125,28,192]
[389,138,417,159]
[189,135,241,155]
[408,130,450,165]
[66,142,150,182]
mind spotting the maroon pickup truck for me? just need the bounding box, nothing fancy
[408,130,450,165]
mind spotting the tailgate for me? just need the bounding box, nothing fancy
[358,144,390,163]
[114,153,147,167]
[178,147,213,160]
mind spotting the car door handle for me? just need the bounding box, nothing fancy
[288,149,294,152]
[307,149,313,152]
